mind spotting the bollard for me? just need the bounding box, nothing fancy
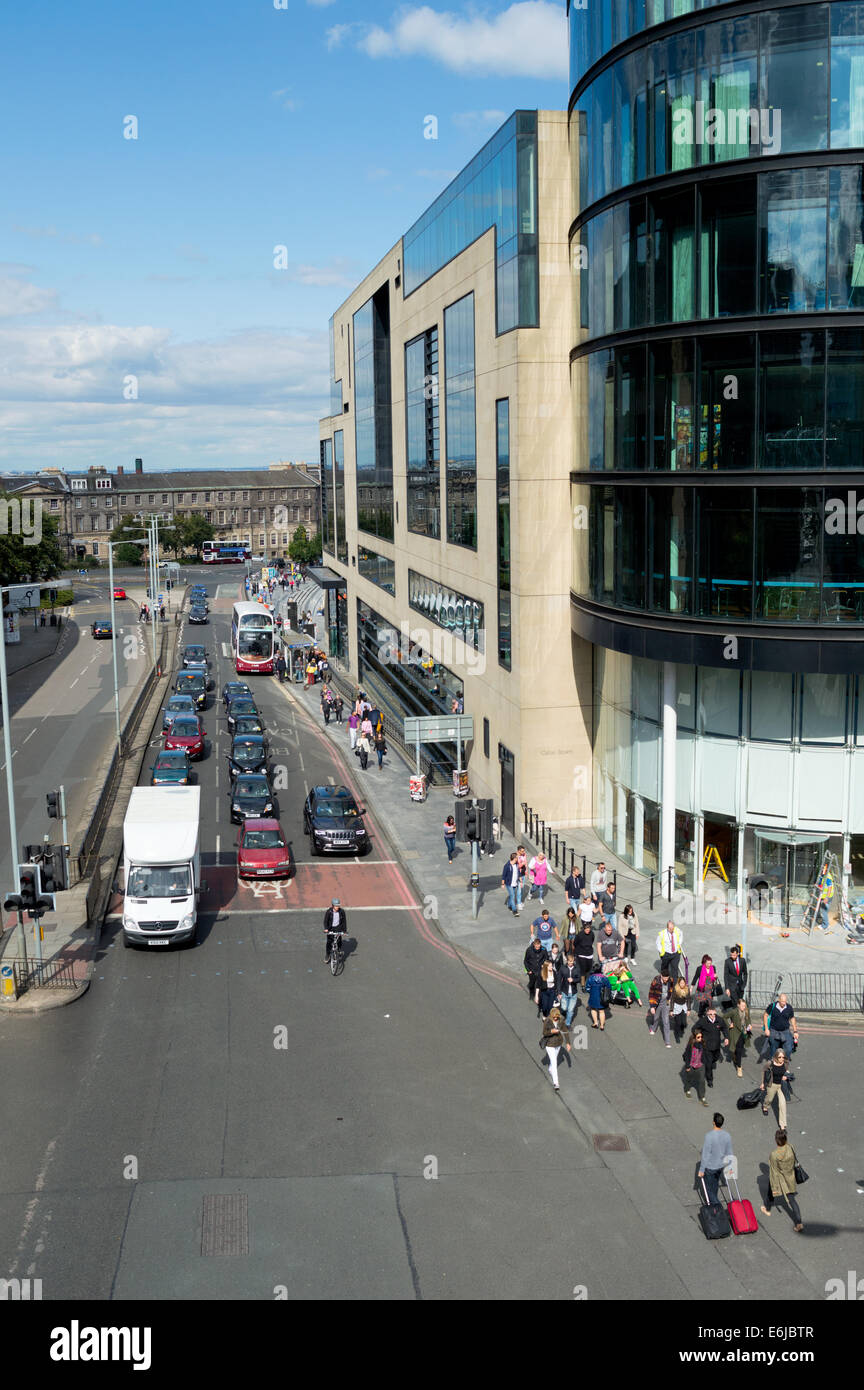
[650,874,655,910]
[553,833,559,868]
[570,848,575,873]
[581,855,587,881]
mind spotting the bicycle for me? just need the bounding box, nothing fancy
[326,931,345,976]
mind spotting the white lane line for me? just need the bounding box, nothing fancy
[297,750,305,772]
[216,833,221,854]
[216,905,422,915]
[79,668,88,676]
[0,752,17,770]
[290,860,398,866]
[22,730,34,744]
[70,678,79,688]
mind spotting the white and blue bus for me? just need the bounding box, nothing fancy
[231,601,275,675]
[203,540,251,564]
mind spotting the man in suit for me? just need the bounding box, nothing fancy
[723,944,748,1003]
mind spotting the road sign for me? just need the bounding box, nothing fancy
[7,584,41,610]
[158,594,164,604]
[403,714,473,743]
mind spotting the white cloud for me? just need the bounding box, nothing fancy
[325,22,360,49]
[452,108,507,131]
[0,275,59,318]
[271,87,299,111]
[354,3,566,78]
[12,224,103,247]
[283,258,357,287]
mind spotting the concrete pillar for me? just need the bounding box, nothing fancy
[615,782,627,857]
[632,794,645,871]
[602,773,614,843]
[661,662,677,900]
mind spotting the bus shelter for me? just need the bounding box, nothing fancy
[280,626,315,680]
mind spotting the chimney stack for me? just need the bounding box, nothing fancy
[117,465,124,475]
[134,457,143,474]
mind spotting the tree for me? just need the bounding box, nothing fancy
[113,542,145,566]
[176,513,214,560]
[288,525,321,564]
[0,494,65,585]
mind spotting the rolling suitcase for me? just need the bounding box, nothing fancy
[726,1175,759,1234]
[698,1178,731,1240]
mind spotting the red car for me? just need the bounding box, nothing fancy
[237,818,291,878]
[163,713,205,759]
[113,586,127,600]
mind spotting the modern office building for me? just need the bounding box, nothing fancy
[319,111,593,832]
[569,0,864,894]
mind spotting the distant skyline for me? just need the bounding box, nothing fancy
[2,1,564,474]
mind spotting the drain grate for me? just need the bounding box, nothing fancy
[201,1194,249,1256]
[592,1134,630,1152]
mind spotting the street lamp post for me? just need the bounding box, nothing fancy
[107,537,148,757]
[0,587,25,959]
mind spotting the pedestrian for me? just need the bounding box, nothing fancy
[540,1006,571,1091]
[347,708,360,749]
[760,1048,792,1128]
[723,996,753,1077]
[723,944,748,1003]
[564,865,586,911]
[333,695,343,724]
[589,861,608,904]
[620,903,639,958]
[599,880,617,930]
[160,603,165,621]
[683,1026,708,1103]
[538,956,558,1018]
[586,962,610,1031]
[360,715,374,745]
[698,1002,731,1087]
[530,907,559,955]
[527,850,548,905]
[275,653,286,682]
[575,916,596,993]
[374,728,387,769]
[501,852,522,914]
[671,976,691,1043]
[356,731,370,770]
[597,920,624,972]
[523,937,547,1004]
[698,1112,733,1205]
[443,814,456,864]
[647,968,673,1045]
[305,658,316,688]
[607,961,642,1008]
[562,906,579,953]
[516,845,529,899]
[39,608,46,627]
[656,920,684,979]
[557,947,581,1027]
[761,1129,804,1232]
[691,954,722,1016]
[762,993,798,1062]
[321,693,332,725]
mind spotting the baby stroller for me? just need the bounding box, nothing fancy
[606,963,642,1009]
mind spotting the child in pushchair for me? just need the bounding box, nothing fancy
[607,962,642,1008]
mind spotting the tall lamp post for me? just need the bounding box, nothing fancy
[108,538,148,757]
[0,586,25,958]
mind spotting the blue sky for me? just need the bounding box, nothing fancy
[1,1,565,473]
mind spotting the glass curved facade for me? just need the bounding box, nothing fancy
[572,4,864,208]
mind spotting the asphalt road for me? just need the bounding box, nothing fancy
[0,571,860,1303]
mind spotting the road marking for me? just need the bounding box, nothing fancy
[70,678,79,688]
[215,904,422,915]
[22,730,34,744]
[79,668,88,676]
[216,834,221,854]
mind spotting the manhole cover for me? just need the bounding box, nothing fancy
[593,1134,630,1152]
[201,1194,249,1256]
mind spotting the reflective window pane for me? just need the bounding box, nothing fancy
[759,330,825,470]
[760,6,829,154]
[651,339,694,470]
[828,165,864,309]
[755,487,822,620]
[826,328,864,470]
[698,335,756,470]
[696,490,753,617]
[831,1,864,147]
[648,487,694,613]
[760,168,827,313]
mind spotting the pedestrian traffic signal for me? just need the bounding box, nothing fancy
[464,804,479,841]
[474,799,493,845]
[46,790,60,819]
[18,864,40,911]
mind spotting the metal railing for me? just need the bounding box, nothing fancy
[316,663,439,784]
[747,971,864,1014]
[520,801,679,910]
[8,957,80,995]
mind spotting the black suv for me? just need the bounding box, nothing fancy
[303,785,369,855]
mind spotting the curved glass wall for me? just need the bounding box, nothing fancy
[576,164,864,337]
[573,4,864,209]
[578,327,864,472]
[571,481,864,622]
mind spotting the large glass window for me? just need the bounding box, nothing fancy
[496,399,511,671]
[408,571,484,652]
[826,328,864,470]
[759,331,825,470]
[333,430,346,564]
[823,483,864,621]
[357,544,395,595]
[405,328,440,539]
[698,667,742,737]
[759,5,829,155]
[651,339,694,470]
[617,347,646,470]
[699,177,757,319]
[750,671,795,741]
[696,491,753,618]
[755,488,822,621]
[698,336,756,471]
[761,168,828,314]
[831,2,864,147]
[651,189,695,324]
[354,288,393,542]
[648,487,694,613]
[588,350,615,471]
[801,673,848,742]
[617,488,646,609]
[828,166,864,310]
[443,294,476,548]
[699,15,759,165]
[320,437,334,557]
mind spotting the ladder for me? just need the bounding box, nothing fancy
[800,851,853,936]
[702,844,728,883]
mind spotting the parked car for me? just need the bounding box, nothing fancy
[174,672,207,709]
[162,693,198,732]
[303,785,368,855]
[237,818,291,878]
[150,749,191,785]
[163,714,205,760]
[229,773,274,824]
[226,698,261,734]
[91,619,113,639]
[227,734,268,778]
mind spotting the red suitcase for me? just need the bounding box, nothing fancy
[726,1175,758,1234]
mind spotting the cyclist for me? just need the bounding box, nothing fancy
[323,897,347,962]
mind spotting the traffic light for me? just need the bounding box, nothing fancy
[464,804,479,841]
[46,791,60,819]
[18,864,40,911]
[475,799,493,845]
[39,847,68,894]
[454,800,468,841]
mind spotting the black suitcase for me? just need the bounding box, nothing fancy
[698,1178,731,1240]
[737,1088,762,1110]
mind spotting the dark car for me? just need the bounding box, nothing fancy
[188,605,209,624]
[91,618,113,639]
[303,785,369,855]
[227,734,268,778]
[229,773,274,824]
[190,585,207,598]
[237,818,291,878]
[150,749,191,785]
[162,693,198,731]
[222,681,252,708]
[232,714,266,739]
[174,672,207,709]
[227,698,261,734]
[183,644,209,668]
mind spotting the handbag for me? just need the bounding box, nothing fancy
[736,1088,763,1111]
[791,1149,809,1185]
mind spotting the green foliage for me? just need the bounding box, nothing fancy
[175,512,215,558]
[287,525,321,564]
[113,542,145,566]
[0,494,65,585]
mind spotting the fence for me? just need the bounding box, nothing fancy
[7,956,80,995]
[519,801,664,911]
[316,663,439,784]
[747,970,864,1014]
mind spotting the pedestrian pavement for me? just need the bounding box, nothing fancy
[3,607,71,677]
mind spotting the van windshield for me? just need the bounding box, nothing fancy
[128,864,192,898]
